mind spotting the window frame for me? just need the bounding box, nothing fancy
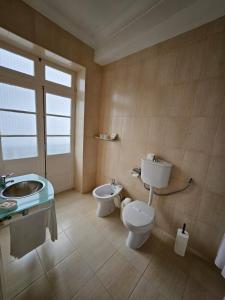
[0,41,76,162]
[0,77,39,161]
[43,84,74,157]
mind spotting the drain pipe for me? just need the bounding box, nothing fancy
[148,186,154,206]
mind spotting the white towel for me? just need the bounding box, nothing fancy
[10,209,48,258]
[215,233,225,278]
[0,246,6,300]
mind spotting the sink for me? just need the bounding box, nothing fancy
[1,180,45,198]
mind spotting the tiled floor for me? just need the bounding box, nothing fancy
[1,190,224,300]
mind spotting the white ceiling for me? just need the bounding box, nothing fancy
[23,0,225,65]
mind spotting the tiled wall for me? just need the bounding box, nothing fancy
[97,16,225,262]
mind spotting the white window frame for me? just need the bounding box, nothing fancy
[0,41,76,163]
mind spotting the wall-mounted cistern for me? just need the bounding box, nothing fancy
[141,158,172,206]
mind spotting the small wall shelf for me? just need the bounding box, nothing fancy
[94,134,119,142]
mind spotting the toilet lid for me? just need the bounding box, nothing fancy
[123,200,155,227]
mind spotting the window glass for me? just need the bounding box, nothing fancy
[47,136,70,155]
[46,93,71,116]
[46,116,70,135]
[45,66,71,87]
[0,82,36,112]
[1,137,38,160]
[0,111,37,135]
[0,48,34,76]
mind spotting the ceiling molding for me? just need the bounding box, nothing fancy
[22,0,225,65]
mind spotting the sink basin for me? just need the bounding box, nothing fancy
[1,180,45,198]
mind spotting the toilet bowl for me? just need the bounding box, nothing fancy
[92,183,123,217]
[122,200,155,249]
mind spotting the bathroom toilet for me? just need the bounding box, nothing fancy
[122,200,155,249]
[93,183,123,217]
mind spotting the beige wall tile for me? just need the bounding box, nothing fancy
[122,117,150,143]
[157,50,177,85]
[168,83,196,117]
[213,111,225,156]
[148,117,167,147]
[186,117,218,153]
[181,151,209,186]
[175,41,205,83]
[191,221,223,261]
[192,78,225,117]
[201,32,225,78]
[198,189,225,229]
[164,117,189,149]
[205,156,225,195]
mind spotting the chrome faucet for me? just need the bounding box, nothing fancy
[0,173,14,188]
[111,178,116,185]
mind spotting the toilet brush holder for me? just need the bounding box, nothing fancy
[174,223,189,256]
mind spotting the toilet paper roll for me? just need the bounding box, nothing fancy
[147,153,155,160]
[131,172,139,178]
[120,198,132,221]
[174,228,189,256]
[121,198,132,208]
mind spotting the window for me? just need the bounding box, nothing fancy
[0,45,74,162]
[0,82,38,160]
[45,93,71,116]
[0,48,34,76]
[45,92,72,155]
[45,65,72,87]
[0,83,36,112]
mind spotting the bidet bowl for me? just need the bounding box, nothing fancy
[92,183,123,217]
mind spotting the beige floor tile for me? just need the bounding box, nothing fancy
[101,222,128,249]
[97,252,141,300]
[118,241,151,273]
[88,209,122,231]
[64,216,98,247]
[72,275,112,300]
[5,251,44,299]
[47,251,94,299]
[189,256,225,298]
[14,276,55,300]
[57,206,83,230]
[37,232,76,271]
[143,251,187,300]
[77,230,117,272]
[183,278,221,300]
[129,276,168,300]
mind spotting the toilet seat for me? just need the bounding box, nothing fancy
[123,200,155,229]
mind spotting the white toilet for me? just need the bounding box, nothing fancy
[122,200,155,249]
[122,155,172,249]
[92,183,123,217]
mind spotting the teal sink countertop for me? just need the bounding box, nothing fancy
[0,173,54,220]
